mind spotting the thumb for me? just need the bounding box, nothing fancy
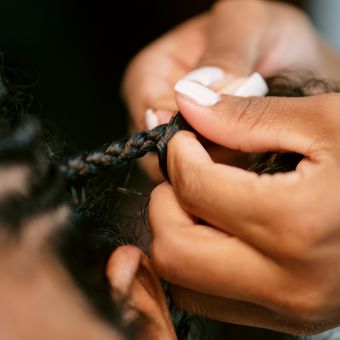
[174,79,325,156]
[183,1,268,92]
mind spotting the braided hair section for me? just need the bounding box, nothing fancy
[60,73,340,185]
[60,114,191,183]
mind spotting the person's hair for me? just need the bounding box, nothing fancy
[1,65,340,340]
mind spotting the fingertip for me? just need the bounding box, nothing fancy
[155,109,174,125]
[174,79,221,106]
[167,131,213,189]
[174,91,214,123]
[168,130,212,164]
[106,245,142,278]
[150,182,173,202]
[106,245,143,300]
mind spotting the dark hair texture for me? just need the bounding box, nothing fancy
[1,65,340,340]
[60,73,340,185]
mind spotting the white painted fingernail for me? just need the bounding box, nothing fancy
[145,108,159,130]
[174,79,221,106]
[233,72,268,97]
[184,66,225,86]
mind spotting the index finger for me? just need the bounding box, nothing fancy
[166,130,322,255]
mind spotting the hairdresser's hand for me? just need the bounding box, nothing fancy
[149,88,340,335]
[123,0,340,181]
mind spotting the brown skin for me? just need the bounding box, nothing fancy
[0,234,120,340]
[106,246,177,340]
[149,92,340,335]
[0,236,176,339]
[123,0,340,181]
[0,169,176,339]
[124,1,340,333]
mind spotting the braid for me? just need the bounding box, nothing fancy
[60,114,191,183]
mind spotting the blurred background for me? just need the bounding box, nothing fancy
[0,0,338,150]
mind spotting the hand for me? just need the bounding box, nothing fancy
[106,246,176,339]
[149,88,340,335]
[123,0,340,181]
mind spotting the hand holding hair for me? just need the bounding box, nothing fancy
[123,0,340,181]
[149,82,340,335]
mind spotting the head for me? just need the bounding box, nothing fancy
[0,72,177,340]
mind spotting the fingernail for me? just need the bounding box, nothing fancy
[232,72,268,97]
[145,108,159,130]
[184,66,225,86]
[174,79,221,106]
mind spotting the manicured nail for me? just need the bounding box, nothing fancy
[233,72,268,97]
[184,66,225,86]
[145,108,159,130]
[174,79,221,106]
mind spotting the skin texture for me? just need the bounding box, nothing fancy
[124,0,340,333]
[0,231,176,340]
[106,246,177,340]
[0,166,176,340]
[149,91,340,335]
[122,0,340,181]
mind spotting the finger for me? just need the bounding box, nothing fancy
[199,0,267,76]
[169,285,335,336]
[174,82,338,156]
[106,246,177,338]
[106,246,171,316]
[122,14,208,130]
[149,183,289,308]
[145,109,174,130]
[180,0,269,95]
[166,130,324,254]
[106,245,142,301]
